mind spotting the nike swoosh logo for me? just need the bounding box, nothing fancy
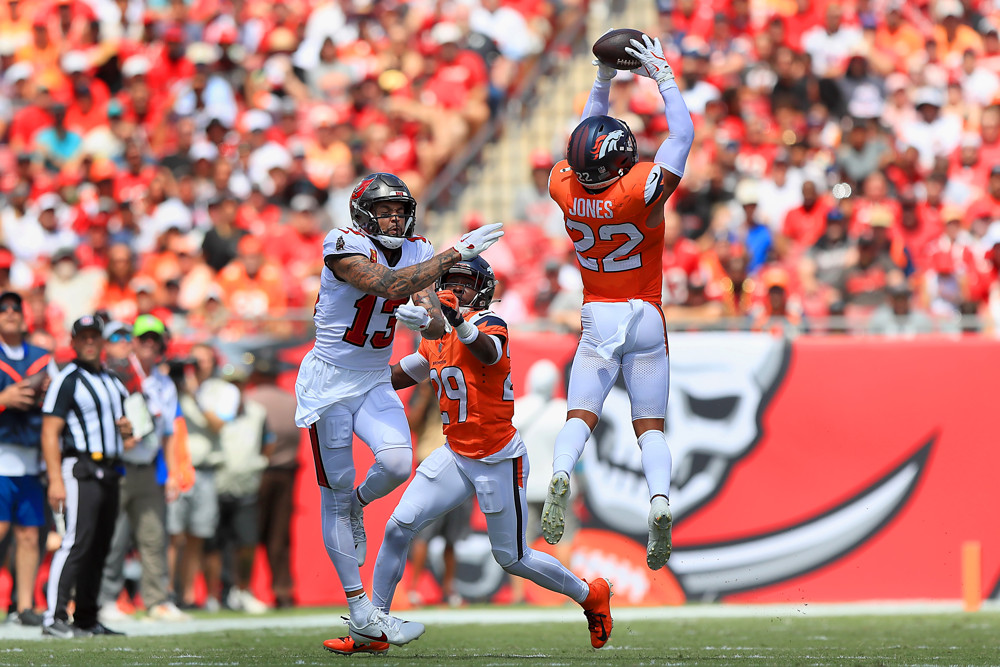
[354,630,388,642]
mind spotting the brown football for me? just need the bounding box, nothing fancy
[592,28,645,71]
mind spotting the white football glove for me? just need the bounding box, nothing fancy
[453,221,504,260]
[394,304,431,331]
[592,59,618,82]
[625,34,674,87]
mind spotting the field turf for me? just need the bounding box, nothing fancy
[1,605,998,666]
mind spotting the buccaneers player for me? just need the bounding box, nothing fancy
[294,172,502,649]
[323,258,614,655]
[542,34,694,571]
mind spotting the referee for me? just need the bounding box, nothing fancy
[40,315,134,638]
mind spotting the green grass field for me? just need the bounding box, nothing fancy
[2,607,999,666]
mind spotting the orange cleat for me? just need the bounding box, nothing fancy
[581,577,614,648]
[323,635,390,655]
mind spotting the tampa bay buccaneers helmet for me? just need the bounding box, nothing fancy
[566,115,638,189]
[437,256,497,311]
[349,172,417,249]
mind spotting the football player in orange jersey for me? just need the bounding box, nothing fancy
[322,258,614,656]
[542,34,694,571]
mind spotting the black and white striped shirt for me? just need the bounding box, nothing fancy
[42,361,129,459]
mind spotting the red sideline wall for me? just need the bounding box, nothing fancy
[280,333,1000,606]
[8,333,991,609]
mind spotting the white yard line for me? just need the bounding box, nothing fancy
[1,600,996,642]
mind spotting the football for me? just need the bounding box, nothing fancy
[592,28,646,71]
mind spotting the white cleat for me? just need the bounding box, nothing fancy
[646,496,673,570]
[351,490,367,566]
[348,608,425,646]
[541,472,570,545]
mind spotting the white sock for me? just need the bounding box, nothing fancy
[638,430,672,499]
[347,591,376,625]
[552,418,592,477]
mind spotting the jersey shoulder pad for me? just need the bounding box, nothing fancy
[323,226,371,257]
[548,159,574,198]
[622,162,664,207]
[470,310,508,333]
[404,235,434,260]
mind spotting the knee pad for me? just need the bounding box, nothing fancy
[385,514,417,548]
[494,546,520,570]
[376,447,412,486]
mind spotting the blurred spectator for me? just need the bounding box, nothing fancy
[733,179,772,273]
[216,234,287,331]
[244,353,297,609]
[839,229,905,321]
[837,117,890,186]
[167,343,232,611]
[868,284,936,335]
[0,290,50,627]
[45,247,103,333]
[99,314,188,624]
[97,243,138,323]
[782,180,832,254]
[513,150,562,239]
[901,87,961,171]
[201,194,245,272]
[203,363,269,614]
[661,211,703,307]
[753,268,805,337]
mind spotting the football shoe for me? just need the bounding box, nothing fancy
[323,635,390,655]
[348,609,425,646]
[540,471,570,545]
[581,577,614,648]
[646,496,673,570]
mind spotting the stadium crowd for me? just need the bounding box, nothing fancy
[0,0,563,356]
[482,0,1000,337]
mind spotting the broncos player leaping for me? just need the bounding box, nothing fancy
[542,34,694,571]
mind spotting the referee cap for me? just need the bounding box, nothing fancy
[133,314,166,338]
[71,314,104,337]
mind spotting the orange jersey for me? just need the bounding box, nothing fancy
[549,159,668,303]
[417,310,516,459]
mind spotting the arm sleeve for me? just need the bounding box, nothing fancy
[653,81,695,179]
[581,79,612,120]
[398,352,430,383]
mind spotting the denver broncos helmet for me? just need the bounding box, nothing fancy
[349,172,417,249]
[438,256,497,311]
[566,115,638,189]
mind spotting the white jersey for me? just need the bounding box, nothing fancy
[312,226,434,371]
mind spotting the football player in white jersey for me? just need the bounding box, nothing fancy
[324,258,614,656]
[294,172,503,649]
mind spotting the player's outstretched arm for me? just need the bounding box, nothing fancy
[627,35,694,196]
[411,287,446,340]
[581,60,616,121]
[326,222,504,301]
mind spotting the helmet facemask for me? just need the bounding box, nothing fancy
[437,259,496,314]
